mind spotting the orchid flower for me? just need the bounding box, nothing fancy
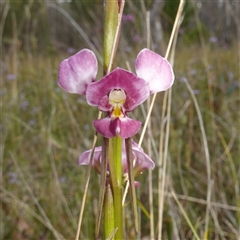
[58,48,174,138]
[79,139,154,183]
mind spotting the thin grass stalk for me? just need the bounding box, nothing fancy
[157,91,168,239]
[145,6,155,240]
[10,152,65,240]
[234,0,240,231]
[46,3,102,62]
[0,185,65,237]
[75,112,101,240]
[106,0,125,75]
[95,137,108,237]
[217,129,240,224]
[125,137,139,234]
[138,0,185,148]
[155,2,185,239]
[11,12,18,99]
[160,191,240,212]
[47,107,77,229]
[190,7,219,236]
[191,1,217,153]
[183,78,211,239]
[0,2,9,56]
[171,190,201,240]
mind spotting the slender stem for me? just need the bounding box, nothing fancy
[125,138,139,233]
[108,136,123,239]
[113,135,123,187]
[96,137,108,238]
[104,183,115,239]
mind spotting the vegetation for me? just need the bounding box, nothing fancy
[1,1,239,239]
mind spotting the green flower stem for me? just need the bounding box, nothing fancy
[103,1,123,238]
[104,183,115,239]
[108,136,123,239]
[103,0,118,74]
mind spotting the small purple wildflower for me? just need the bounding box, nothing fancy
[67,47,76,54]
[193,89,200,95]
[7,74,16,81]
[21,101,29,110]
[209,36,218,43]
[227,71,234,80]
[122,14,135,23]
[8,172,18,184]
[60,176,66,183]
[133,35,141,43]
[29,119,36,126]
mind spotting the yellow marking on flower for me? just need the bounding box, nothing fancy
[109,89,126,118]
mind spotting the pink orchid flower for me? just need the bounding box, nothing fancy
[79,140,154,181]
[58,48,174,138]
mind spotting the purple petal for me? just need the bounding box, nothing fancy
[93,117,141,139]
[79,146,102,173]
[86,68,150,110]
[119,117,141,138]
[58,49,98,95]
[98,95,112,112]
[132,141,155,176]
[135,48,174,94]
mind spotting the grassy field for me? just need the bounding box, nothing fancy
[1,32,240,240]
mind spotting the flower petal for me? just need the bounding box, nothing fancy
[119,117,141,138]
[98,95,112,112]
[132,141,155,176]
[79,146,102,173]
[86,68,150,110]
[58,49,98,95]
[135,48,174,94]
[93,117,141,138]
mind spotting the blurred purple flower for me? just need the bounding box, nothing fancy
[122,14,135,23]
[67,47,76,54]
[209,36,218,43]
[124,46,132,52]
[29,119,36,126]
[133,35,141,43]
[8,172,18,184]
[21,101,29,110]
[7,74,16,81]
[227,71,234,80]
[189,69,197,75]
[179,77,187,82]
[60,176,66,183]
[193,89,200,95]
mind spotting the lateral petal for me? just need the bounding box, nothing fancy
[135,48,174,94]
[58,49,98,95]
